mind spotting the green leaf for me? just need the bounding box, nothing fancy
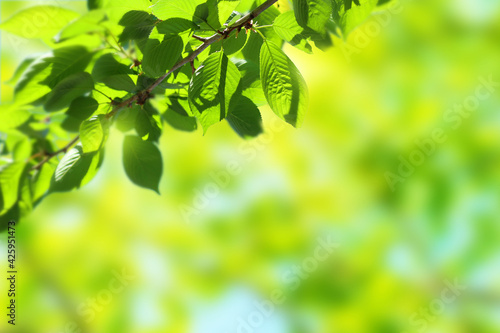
[56,9,107,42]
[332,0,377,36]
[41,46,95,88]
[118,10,158,42]
[152,0,205,22]
[44,72,94,112]
[293,0,332,33]
[101,0,152,22]
[135,103,162,142]
[156,18,198,36]
[207,0,241,28]
[0,162,25,215]
[115,106,140,132]
[80,115,105,153]
[92,54,136,92]
[273,11,313,54]
[6,57,37,86]
[88,0,106,10]
[259,40,308,127]
[50,145,104,192]
[0,105,31,131]
[163,96,197,132]
[240,4,281,62]
[227,96,262,138]
[122,135,162,193]
[66,96,99,120]
[0,6,79,39]
[233,59,266,106]
[31,160,57,203]
[14,56,52,105]
[188,51,241,133]
[211,29,249,55]
[142,36,184,77]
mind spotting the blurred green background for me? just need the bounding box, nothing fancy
[1,0,500,332]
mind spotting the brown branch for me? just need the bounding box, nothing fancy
[106,0,278,118]
[30,135,80,171]
[29,0,279,171]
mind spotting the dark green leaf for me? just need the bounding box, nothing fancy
[44,72,94,112]
[41,46,95,88]
[92,54,136,92]
[122,135,162,193]
[227,96,262,138]
[164,96,198,132]
[135,103,162,142]
[156,18,198,36]
[118,10,158,42]
[66,96,99,120]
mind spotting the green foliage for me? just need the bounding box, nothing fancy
[0,0,389,221]
[122,135,163,193]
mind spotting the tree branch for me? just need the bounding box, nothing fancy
[30,135,80,171]
[105,0,278,118]
[30,0,279,172]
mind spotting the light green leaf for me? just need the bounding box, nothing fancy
[273,11,313,54]
[50,145,104,192]
[259,40,308,127]
[56,9,107,42]
[14,56,52,105]
[92,54,136,92]
[80,115,105,153]
[44,72,94,112]
[188,51,241,133]
[122,135,162,193]
[6,57,37,86]
[31,160,57,203]
[0,105,31,131]
[101,0,152,22]
[152,0,205,22]
[293,0,331,33]
[0,162,25,215]
[142,36,184,77]
[227,96,263,138]
[233,59,266,106]
[0,6,79,39]
[332,0,377,36]
[207,0,241,28]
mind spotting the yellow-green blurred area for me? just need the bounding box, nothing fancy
[1,0,500,332]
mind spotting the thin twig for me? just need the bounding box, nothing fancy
[30,136,80,171]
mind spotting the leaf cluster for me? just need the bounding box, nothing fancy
[0,0,391,224]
